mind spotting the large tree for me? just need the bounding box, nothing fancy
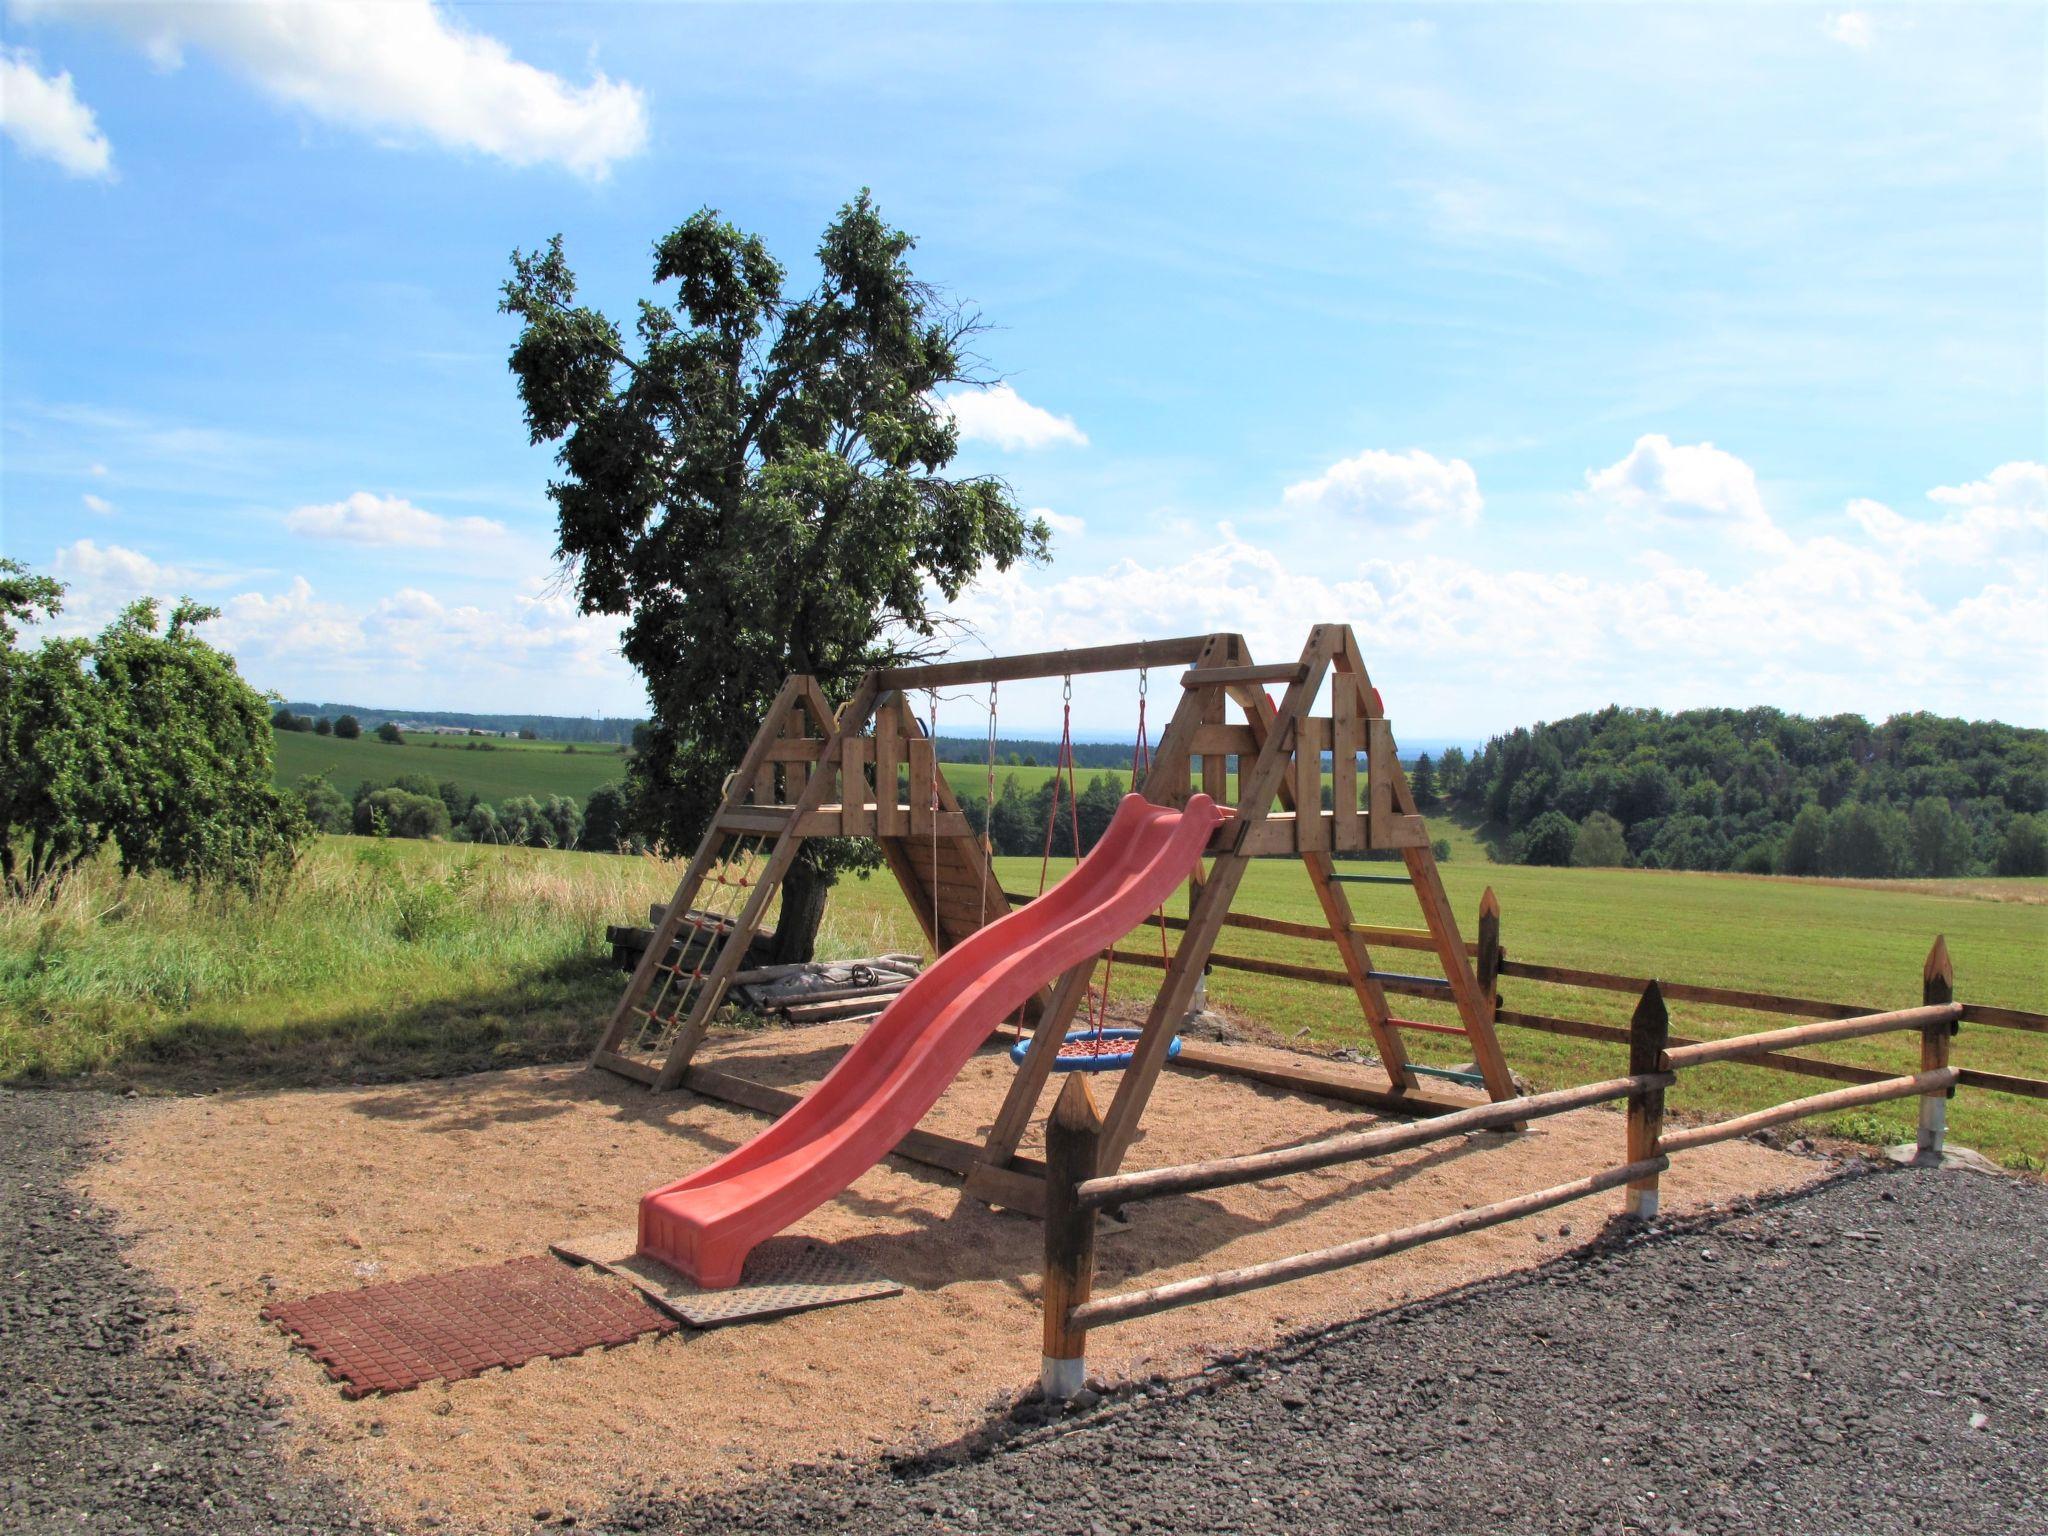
[501,193,1048,958]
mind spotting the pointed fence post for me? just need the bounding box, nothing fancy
[1919,937,1956,1158]
[1476,887,1503,1020]
[1042,1075,1101,1398]
[1624,982,1669,1220]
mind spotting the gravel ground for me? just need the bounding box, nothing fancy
[5,1089,2043,1536]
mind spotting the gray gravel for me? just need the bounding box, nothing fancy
[5,1088,2043,1536]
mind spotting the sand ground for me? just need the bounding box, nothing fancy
[86,1022,1819,1533]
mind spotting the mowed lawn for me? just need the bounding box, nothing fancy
[271,729,630,806]
[5,834,2041,1166]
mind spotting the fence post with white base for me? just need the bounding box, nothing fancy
[1042,1075,1101,1398]
[1624,982,1669,1220]
[1919,937,1955,1158]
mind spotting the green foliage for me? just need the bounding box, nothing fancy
[352,789,451,841]
[295,775,353,834]
[462,802,505,845]
[1409,753,1439,808]
[1430,837,1453,862]
[1512,810,1578,866]
[374,720,405,744]
[1571,811,1630,868]
[501,191,1049,954]
[271,707,315,732]
[1,562,303,899]
[1455,705,2045,877]
[581,784,631,853]
[1996,815,2048,877]
[313,715,332,736]
[333,714,361,739]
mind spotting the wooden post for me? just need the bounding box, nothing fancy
[1624,982,1669,1220]
[1042,1075,1101,1398]
[1919,936,1955,1158]
[1476,887,1502,1017]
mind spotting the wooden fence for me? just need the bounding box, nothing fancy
[1036,967,1970,1396]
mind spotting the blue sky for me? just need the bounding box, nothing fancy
[3,1,2043,738]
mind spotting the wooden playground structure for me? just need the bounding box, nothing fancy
[592,624,1519,1214]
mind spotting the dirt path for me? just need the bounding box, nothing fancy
[6,1086,2042,1535]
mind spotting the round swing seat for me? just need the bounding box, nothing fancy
[1009,1028,1181,1073]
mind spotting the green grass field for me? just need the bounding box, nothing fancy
[4,834,2041,1166]
[271,729,630,807]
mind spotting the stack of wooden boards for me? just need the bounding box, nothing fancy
[726,955,924,1027]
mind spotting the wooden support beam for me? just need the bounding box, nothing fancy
[1661,1069,1959,1154]
[1181,662,1306,689]
[1040,1076,1101,1398]
[1624,983,1669,1220]
[874,635,1221,691]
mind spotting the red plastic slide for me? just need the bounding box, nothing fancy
[638,791,1223,1288]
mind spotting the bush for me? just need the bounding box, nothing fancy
[1513,810,1577,866]
[1430,837,1452,862]
[352,788,451,840]
[314,715,332,736]
[461,802,506,844]
[1571,811,1630,868]
[1995,815,2048,876]
[295,774,352,834]
[333,714,361,739]
[375,720,405,744]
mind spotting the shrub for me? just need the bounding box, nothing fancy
[295,774,352,834]
[461,802,505,844]
[352,788,451,841]
[375,721,405,744]
[333,714,361,739]
[314,715,332,736]
[1571,811,1630,868]
[1513,810,1577,866]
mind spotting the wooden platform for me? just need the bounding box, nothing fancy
[551,1231,901,1327]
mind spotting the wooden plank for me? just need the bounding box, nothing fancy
[874,709,904,836]
[1191,722,1257,758]
[1181,663,1305,688]
[1294,716,1328,851]
[976,961,1101,1171]
[1331,688,1362,852]
[1078,1071,1665,1209]
[802,807,963,838]
[841,737,869,836]
[764,738,828,762]
[1365,718,1394,846]
[873,635,1220,691]
[720,806,795,834]
[1955,1067,2048,1099]
[908,737,935,836]
[1957,1001,2048,1034]
[1067,1157,1668,1331]
[1659,1003,1961,1070]
[1661,1069,1958,1154]
[591,1048,659,1085]
[1169,1040,1467,1115]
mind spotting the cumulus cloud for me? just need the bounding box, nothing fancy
[942,459,2048,733]
[0,45,112,178]
[81,491,114,515]
[1847,461,2048,565]
[1584,433,1783,550]
[1035,507,1086,539]
[284,491,509,548]
[934,384,1088,450]
[1282,447,1483,535]
[1826,11,1874,49]
[18,0,647,177]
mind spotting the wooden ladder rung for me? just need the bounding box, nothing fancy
[1368,970,1451,989]
[1388,1016,1466,1037]
[1330,872,1412,885]
[1181,663,1306,688]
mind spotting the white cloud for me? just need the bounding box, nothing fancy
[0,45,113,178]
[19,0,647,178]
[941,459,2048,734]
[1584,433,1784,550]
[1826,11,1874,49]
[1035,507,1086,539]
[80,491,114,515]
[284,490,508,548]
[934,383,1088,451]
[1848,461,2048,565]
[88,462,109,477]
[1282,447,1483,535]
[37,539,233,633]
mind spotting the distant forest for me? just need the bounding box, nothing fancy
[1443,707,2048,878]
[282,702,642,744]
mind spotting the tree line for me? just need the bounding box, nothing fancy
[1428,705,2048,878]
[292,772,636,854]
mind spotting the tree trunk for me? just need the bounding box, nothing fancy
[770,855,833,965]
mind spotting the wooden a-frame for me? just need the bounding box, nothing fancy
[593,625,1519,1214]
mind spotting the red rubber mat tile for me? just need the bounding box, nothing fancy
[262,1255,678,1398]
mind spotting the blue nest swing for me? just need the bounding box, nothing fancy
[1010,1028,1182,1074]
